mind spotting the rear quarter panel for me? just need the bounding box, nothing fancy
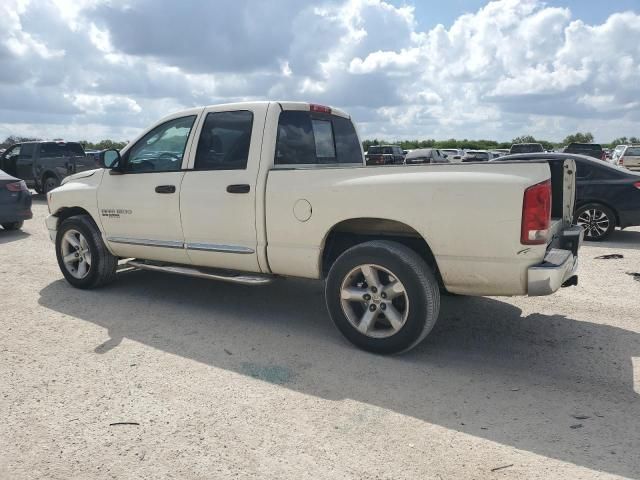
[265,162,551,295]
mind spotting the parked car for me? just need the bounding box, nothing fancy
[440,148,463,162]
[616,145,640,171]
[46,101,580,354]
[492,149,510,156]
[365,145,404,165]
[0,169,32,230]
[404,148,450,164]
[563,142,606,161]
[611,145,626,164]
[493,152,640,240]
[0,141,97,194]
[462,150,490,162]
[510,143,544,154]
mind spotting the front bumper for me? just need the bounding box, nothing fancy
[45,214,58,243]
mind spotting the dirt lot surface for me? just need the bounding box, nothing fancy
[1,198,639,479]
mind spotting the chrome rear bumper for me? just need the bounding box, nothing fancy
[528,248,579,296]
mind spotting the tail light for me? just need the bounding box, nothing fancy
[601,152,606,161]
[6,180,27,192]
[521,180,551,245]
[633,181,640,190]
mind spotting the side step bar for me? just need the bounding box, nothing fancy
[125,260,274,286]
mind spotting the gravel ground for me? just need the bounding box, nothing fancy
[1,198,639,480]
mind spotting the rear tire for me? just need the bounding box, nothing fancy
[2,221,24,231]
[325,240,440,354]
[576,203,616,241]
[56,215,117,289]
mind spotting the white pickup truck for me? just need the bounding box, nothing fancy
[46,101,582,354]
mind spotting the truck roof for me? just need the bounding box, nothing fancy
[173,101,350,119]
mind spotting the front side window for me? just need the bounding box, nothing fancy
[125,115,196,173]
[194,111,253,170]
[275,111,362,166]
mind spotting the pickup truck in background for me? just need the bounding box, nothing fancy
[45,101,582,354]
[365,145,405,165]
[0,141,97,194]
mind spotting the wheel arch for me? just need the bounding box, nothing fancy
[320,217,444,287]
[52,206,98,230]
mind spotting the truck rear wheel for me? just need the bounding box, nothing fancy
[43,175,60,194]
[325,240,440,354]
[55,215,117,289]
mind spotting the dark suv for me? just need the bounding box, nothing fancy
[365,145,405,165]
[0,141,97,193]
[563,143,605,160]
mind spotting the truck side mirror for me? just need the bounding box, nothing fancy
[100,149,121,170]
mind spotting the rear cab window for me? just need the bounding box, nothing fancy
[275,110,362,166]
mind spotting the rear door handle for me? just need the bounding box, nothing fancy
[226,184,250,194]
[155,185,176,194]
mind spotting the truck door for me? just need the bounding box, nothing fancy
[16,143,36,183]
[180,104,268,272]
[97,113,200,265]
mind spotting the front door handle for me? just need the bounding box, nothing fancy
[226,184,250,194]
[155,185,176,194]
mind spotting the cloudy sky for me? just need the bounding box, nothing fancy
[1,0,639,143]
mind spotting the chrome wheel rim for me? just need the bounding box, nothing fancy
[577,208,610,239]
[339,264,409,339]
[60,229,92,279]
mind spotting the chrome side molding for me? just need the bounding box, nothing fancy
[107,237,255,254]
[107,236,184,249]
[186,243,255,254]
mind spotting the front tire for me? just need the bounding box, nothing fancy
[2,221,24,230]
[43,176,60,194]
[56,215,117,289]
[325,240,440,354]
[576,203,616,241]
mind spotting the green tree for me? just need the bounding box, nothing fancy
[512,135,537,144]
[563,132,594,145]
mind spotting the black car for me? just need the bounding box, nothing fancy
[493,153,640,240]
[563,143,605,161]
[509,143,544,154]
[0,141,98,194]
[365,145,405,165]
[0,169,32,231]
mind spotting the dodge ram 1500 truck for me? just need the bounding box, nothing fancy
[45,101,582,354]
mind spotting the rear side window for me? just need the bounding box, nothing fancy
[625,147,640,156]
[39,143,65,158]
[66,143,85,156]
[275,111,362,165]
[194,111,253,171]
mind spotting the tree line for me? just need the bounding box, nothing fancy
[363,132,640,152]
[2,132,638,153]
[0,136,128,151]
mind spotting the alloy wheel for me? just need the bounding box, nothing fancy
[339,264,409,339]
[60,229,92,279]
[577,208,610,239]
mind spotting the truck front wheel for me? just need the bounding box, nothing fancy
[55,215,117,289]
[325,240,440,354]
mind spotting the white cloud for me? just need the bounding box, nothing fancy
[0,0,639,142]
